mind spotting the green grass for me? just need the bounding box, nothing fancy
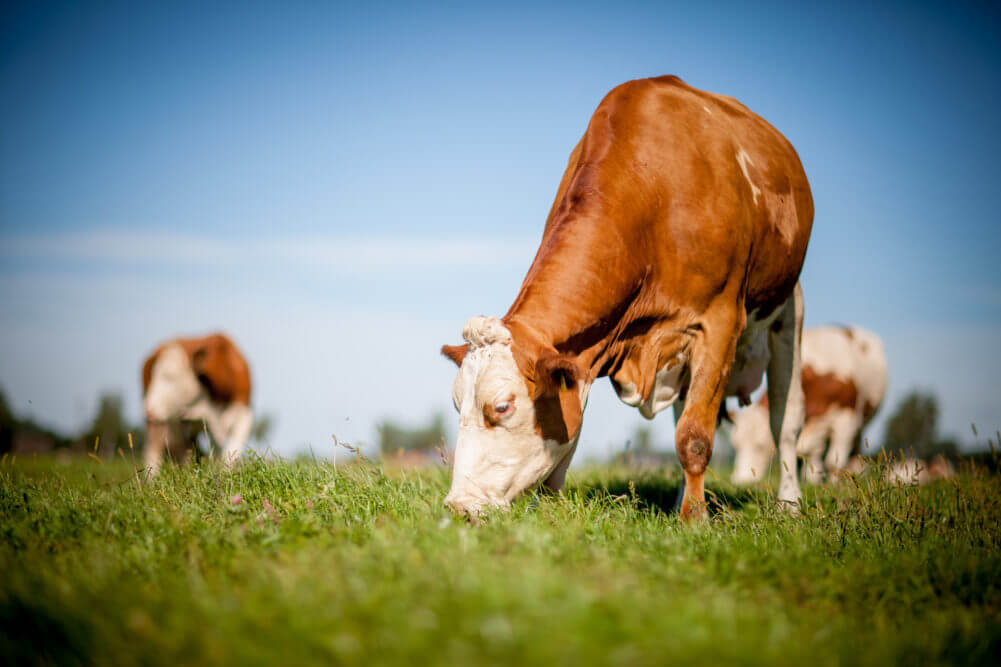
[2,453,1000,666]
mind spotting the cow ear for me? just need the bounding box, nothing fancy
[440,344,468,367]
[533,353,584,442]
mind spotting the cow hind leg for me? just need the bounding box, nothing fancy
[674,308,740,521]
[766,282,805,509]
[220,404,253,468]
[824,409,862,479]
[797,421,829,485]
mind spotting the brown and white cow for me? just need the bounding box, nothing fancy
[141,333,253,474]
[440,76,814,519]
[731,326,888,484]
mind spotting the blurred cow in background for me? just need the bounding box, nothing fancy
[731,325,887,484]
[141,333,253,474]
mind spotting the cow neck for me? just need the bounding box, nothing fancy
[501,189,650,388]
[502,279,647,389]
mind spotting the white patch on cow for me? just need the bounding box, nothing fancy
[613,381,642,407]
[845,327,888,419]
[144,344,203,421]
[639,353,686,419]
[735,147,762,205]
[800,327,856,380]
[444,316,580,516]
[727,306,783,402]
[703,105,712,115]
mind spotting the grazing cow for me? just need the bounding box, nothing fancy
[731,325,887,484]
[141,333,253,474]
[440,76,813,519]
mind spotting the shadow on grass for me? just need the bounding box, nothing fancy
[576,476,757,517]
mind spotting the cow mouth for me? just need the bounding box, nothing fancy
[443,489,512,520]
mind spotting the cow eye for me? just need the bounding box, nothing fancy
[494,401,511,414]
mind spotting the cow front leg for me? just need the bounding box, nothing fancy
[671,400,686,513]
[219,404,253,468]
[766,282,805,509]
[143,422,167,476]
[797,421,829,485]
[824,409,862,479]
[674,309,740,521]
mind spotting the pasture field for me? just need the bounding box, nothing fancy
[2,453,1000,666]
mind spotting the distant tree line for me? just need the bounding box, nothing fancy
[881,390,959,459]
[0,384,972,463]
[377,413,446,456]
[0,388,77,455]
[0,388,273,458]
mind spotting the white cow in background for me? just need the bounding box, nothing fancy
[731,326,887,484]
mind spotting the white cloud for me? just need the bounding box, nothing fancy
[0,230,538,274]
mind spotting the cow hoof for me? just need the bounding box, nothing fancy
[679,498,709,523]
[777,498,801,516]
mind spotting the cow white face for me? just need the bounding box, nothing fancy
[144,344,204,422]
[730,404,775,484]
[442,317,582,517]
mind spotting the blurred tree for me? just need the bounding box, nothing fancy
[377,413,446,455]
[613,426,679,467]
[251,414,274,444]
[0,388,74,454]
[631,426,653,455]
[82,393,140,457]
[882,390,956,458]
[0,389,14,454]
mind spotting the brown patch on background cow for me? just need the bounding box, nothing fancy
[760,364,859,419]
[801,366,858,419]
[142,334,251,406]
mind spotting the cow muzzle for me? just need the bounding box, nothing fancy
[443,490,509,519]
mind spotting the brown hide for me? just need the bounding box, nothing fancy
[801,367,858,419]
[532,353,584,442]
[490,76,813,430]
[141,333,252,405]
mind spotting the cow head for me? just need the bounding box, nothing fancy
[441,316,585,517]
[730,404,774,484]
[142,343,205,422]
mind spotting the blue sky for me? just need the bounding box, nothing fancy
[1,1,999,460]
